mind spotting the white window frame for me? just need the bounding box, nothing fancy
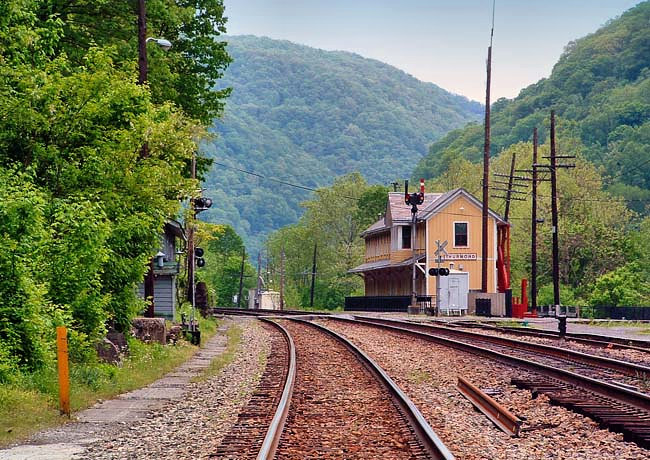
[453,221,469,248]
[398,225,412,250]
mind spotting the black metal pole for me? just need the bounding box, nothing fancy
[237,247,245,308]
[310,243,317,309]
[280,246,285,311]
[531,128,538,314]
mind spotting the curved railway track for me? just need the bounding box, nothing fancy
[330,316,650,448]
[353,316,650,389]
[445,320,650,352]
[213,316,453,459]
[212,307,326,317]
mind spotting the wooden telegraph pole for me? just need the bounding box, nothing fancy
[481,2,496,293]
[531,128,539,314]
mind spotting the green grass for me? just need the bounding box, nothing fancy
[586,320,650,329]
[193,323,242,382]
[495,320,526,328]
[408,370,433,384]
[0,316,220,446]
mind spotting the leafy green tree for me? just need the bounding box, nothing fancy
[413,2,650,212]
[196,223,256,307]
[589,264,650,307]
[267,173,381,310]
[0,0,231,369]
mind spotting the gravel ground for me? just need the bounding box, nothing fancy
[453,326,650,368]
[79,319,270,460]
[318,319,650,460]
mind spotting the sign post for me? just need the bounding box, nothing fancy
[56,326,70,417]
[433,240,449,316]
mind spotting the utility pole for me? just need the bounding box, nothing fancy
[137,0,148,86]
[550,111,560,311]
[504,153,516,221]
[256,252,262,309]
[139,0,153,315]
[540,111,574,336]
[310,243,317,309]
[280,246,285,311]
[481,17,494,293]
[237,247,245,309]
[531,128,539,315]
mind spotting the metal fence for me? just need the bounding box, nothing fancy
[579,305,650,321]
[344,296,432,313]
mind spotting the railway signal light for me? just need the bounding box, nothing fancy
[195,247,205,268]
[429,267,450,276]
[194,197,213,213]
[404,179,425,210]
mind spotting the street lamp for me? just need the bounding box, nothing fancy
[138,0,172,85]
[146,37,172,51]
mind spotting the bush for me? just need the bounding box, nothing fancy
[588,263,650,306]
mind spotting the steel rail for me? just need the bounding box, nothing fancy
[356,316,650,379]
[457,376,521,436]
[330,317,650,412]
[289,318,455,460]
[449,321,650,352]
[212,307,326,317]
[256,319,297,460]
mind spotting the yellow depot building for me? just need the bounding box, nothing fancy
[349,188,510,315]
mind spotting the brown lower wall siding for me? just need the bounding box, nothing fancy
[363,268,425,296]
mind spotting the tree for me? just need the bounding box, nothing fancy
[266,173,384,309]
[0,0,230,368]
[34,0,232,124]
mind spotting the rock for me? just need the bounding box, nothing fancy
[131,317,167,344]
[96,338,121,364]
[166,324,183,344]
[107,330,128,354]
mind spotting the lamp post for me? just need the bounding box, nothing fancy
[138,0,171,317]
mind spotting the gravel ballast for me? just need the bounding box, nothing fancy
[81,319,270,460]
[319,319,650,460]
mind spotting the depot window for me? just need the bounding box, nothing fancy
[401,226,411,249]
[454,222,468,247]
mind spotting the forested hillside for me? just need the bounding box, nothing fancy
[201,35,482,252]
[414,1,650,212]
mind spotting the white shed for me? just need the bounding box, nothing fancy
[437,270,469,315]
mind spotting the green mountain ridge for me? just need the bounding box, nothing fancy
[414,1,650,212]
[200,35,482,252]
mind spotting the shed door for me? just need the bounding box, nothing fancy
[449,277,460,307]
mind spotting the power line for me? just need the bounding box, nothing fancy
[213,161,358,201]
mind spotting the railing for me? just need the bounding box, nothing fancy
[344,296,432,313]
[579,305,650,321]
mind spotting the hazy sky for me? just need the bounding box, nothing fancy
[224,0,642,102]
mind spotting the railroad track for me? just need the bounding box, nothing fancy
[211,319,296,459]
[354,316,650,391]
[212,307,326,317]
[213,318,453,459]
[445,320,650,352]
[328,316,650,449]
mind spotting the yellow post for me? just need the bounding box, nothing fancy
[56,326,70,416]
